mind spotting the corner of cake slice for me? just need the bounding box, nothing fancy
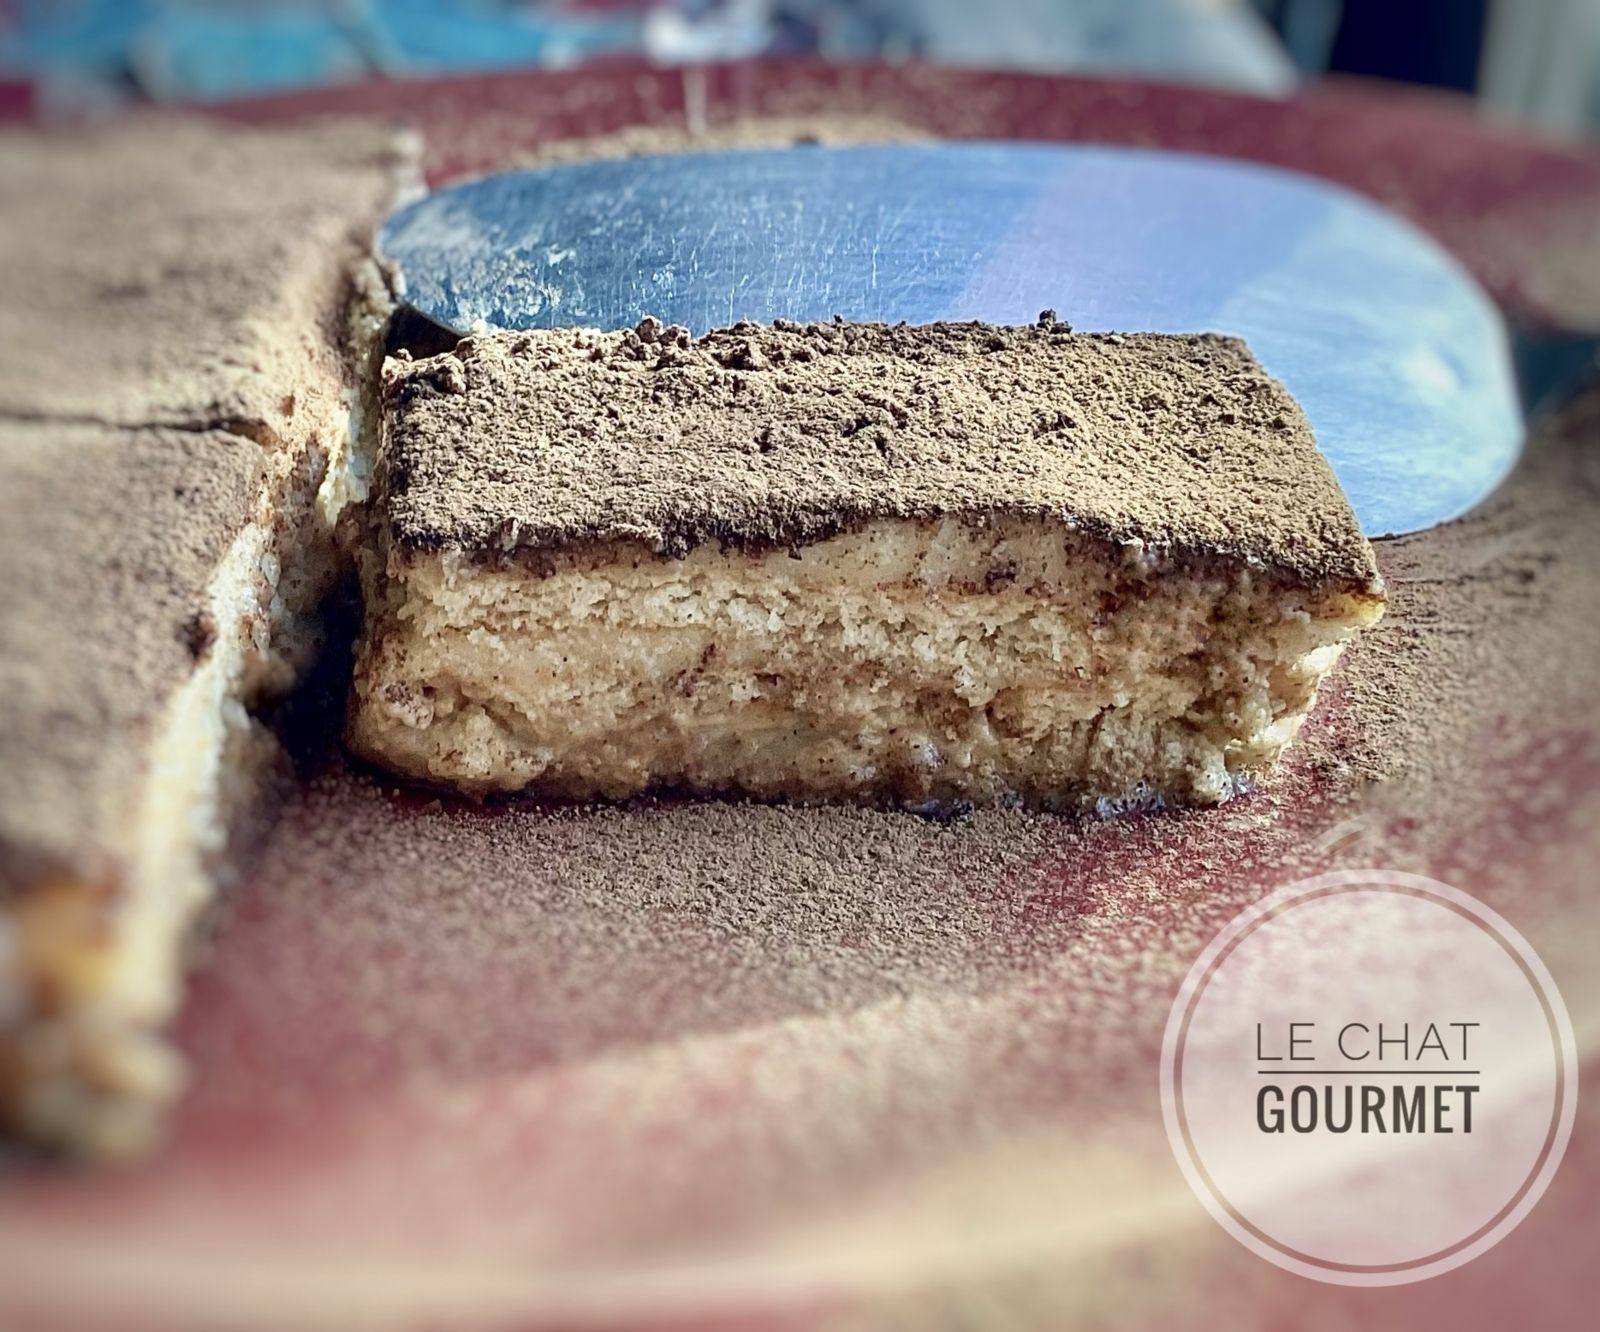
[0,115,416,1156]
[349,316,1384,810]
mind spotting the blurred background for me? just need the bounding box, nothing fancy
[1,0,1596,137]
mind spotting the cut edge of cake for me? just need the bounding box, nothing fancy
[347,320,1384,813]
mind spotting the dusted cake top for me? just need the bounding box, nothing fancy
[379,317,1381,590]
[0,115,409,895]
[0,115,413,432]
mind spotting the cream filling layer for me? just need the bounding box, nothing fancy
[352,518,1379,808]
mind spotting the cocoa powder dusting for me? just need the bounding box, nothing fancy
[0,116,407,895]
[508,114,930,170]
[381,320,1378,588]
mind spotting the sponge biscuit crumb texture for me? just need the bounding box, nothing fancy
[350,320,1383,809]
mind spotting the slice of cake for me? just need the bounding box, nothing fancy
[0,116,415,1155]
[349,317,1384,809]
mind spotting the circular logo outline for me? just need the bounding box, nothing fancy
[1160,869,1578,1286]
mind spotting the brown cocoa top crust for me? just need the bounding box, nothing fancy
[380,319,1380,590]
[0,115,406,894]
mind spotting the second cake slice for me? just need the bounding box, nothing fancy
[349,317,1384,809]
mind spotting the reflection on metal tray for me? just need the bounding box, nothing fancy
[381,142,1522,537]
